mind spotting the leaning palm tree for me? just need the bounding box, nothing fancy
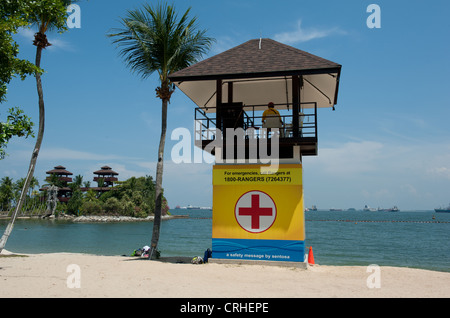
[0,1,70,253]
[108,3,213,258]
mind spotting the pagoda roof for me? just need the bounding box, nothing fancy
[169,38,341,110]
[46,165,73,175]
[93,166,118,175]
[169,38,341,81]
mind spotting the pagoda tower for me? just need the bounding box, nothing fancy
[93,165,118,190]
[42,165,73,202]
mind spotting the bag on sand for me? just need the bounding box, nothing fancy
[191,256,203,264]
[132,248,143,256]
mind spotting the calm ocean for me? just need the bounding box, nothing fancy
[1,209,449,272]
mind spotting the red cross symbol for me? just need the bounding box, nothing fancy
[238,194,273,229]
[235,191,277,233]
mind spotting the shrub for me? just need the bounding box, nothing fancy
[81,200,103,215]
[103,197,121,214]
[67,189,83,215]
[121,199,135,216]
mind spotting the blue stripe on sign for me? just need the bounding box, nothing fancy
[212,238,305,262]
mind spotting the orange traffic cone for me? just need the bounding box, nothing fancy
[308,246,315,265]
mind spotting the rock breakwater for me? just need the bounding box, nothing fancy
[72,214,186,223]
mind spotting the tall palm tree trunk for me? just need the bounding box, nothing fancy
[0,45,45,253]
[149,98,168,259]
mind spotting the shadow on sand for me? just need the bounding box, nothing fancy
[123,255,193,264]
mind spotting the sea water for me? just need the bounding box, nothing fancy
[1,209,449,272]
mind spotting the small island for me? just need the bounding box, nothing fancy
[1,165,171,221]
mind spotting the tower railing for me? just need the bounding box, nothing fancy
[194,102,317,145]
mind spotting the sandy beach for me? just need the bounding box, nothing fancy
[1,249,449,298]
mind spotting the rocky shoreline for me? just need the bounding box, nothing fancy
[0,214,188,223]
[72,214,187,223]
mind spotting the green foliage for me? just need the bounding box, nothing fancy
[0,107,34,159]
[103,197,121,214]
[0,176,14,210]
[67,189,82,215]
[96,176,159,217]
[0,175,40,212]
[27,0,71,32]
[0,0,42,102]
[80,200,102,215]
[108,2,214,100]
[96,177,104,187]
[121,199,135,216]
[1,173,165,218]
[1,0,71,158]
[0,1,38,158]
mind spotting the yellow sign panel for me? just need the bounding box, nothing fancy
[212,164,305,262]
[213,164,302,186]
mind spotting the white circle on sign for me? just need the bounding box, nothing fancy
[234,190,277,233]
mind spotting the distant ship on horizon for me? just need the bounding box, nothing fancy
[435,204,450,213]
[176,205,212,210]
[363,205,377,212]
[378,206,400,212]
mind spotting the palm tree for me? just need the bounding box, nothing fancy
[15,177,37,197]
[29,176,39,196]
[72,174,83,189]
[0,177,14,211]
[108,3,213,258]
[0,1,70,253]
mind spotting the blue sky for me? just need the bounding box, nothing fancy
[1,0,449,210]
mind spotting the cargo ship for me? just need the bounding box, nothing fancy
[435,204,450,213]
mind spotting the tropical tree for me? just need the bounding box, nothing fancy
[96,177,105,188]
[71,174,83,189]
[29,176,40,196]
[0,176,14,211]
[0,0,71,253]
[15,176,39,198]
[1,108,35,160]
[0,0,40,159]
[108,3,213,258]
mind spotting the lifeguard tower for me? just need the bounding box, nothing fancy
[169,39,341,267]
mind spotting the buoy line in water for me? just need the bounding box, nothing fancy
[306,219,449,224]
[188,218,448,224]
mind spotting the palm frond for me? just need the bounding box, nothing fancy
[108,3,214,87]
[28,0,71,34]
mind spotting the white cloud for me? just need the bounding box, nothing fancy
[303,139,450,210]
[37,147,141,162]
[211,36,239,54]
[274,20,345,44]
[132,160,213,206]
[426,152,450,180]
[46,37,74,52]
[305,140,384,175]
[17,27,74,51]
[163,161,213,206]
[429,167,450,179]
